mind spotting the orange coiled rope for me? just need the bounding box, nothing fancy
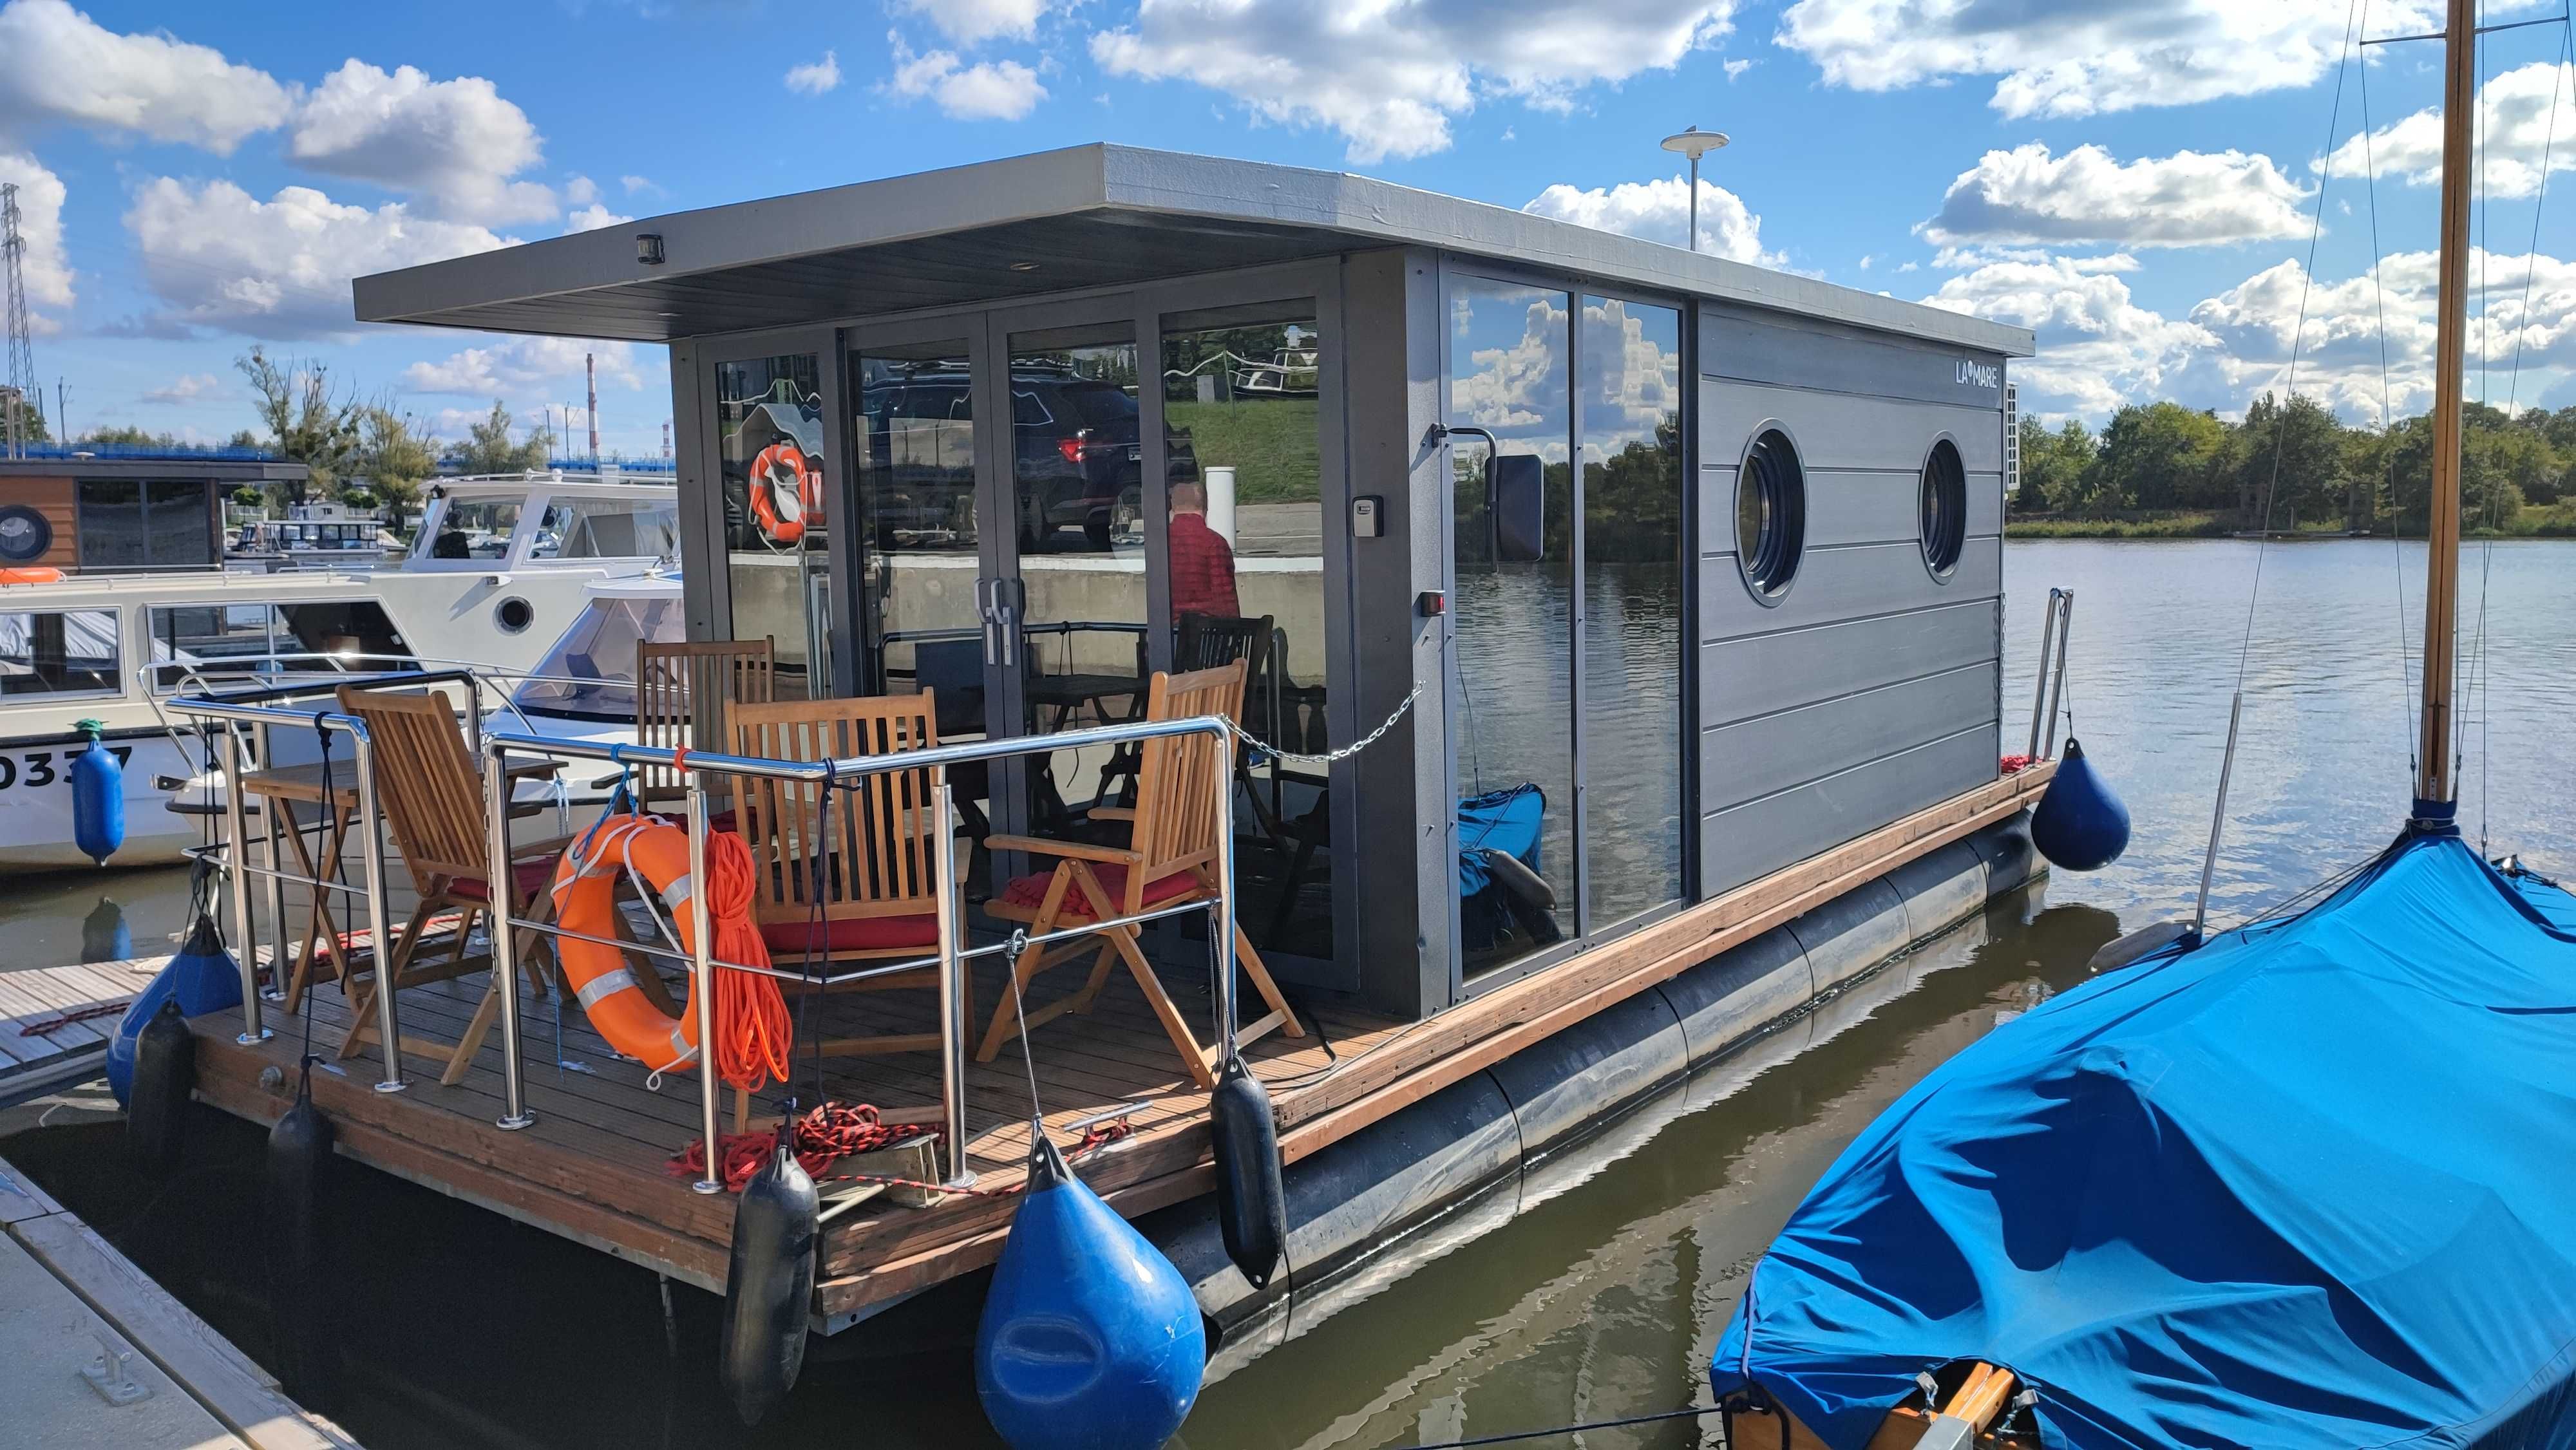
[699,826,795,1093]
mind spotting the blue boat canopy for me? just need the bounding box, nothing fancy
[1714,832,2576,1449]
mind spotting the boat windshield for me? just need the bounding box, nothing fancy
[512,593,685,720]
[420,496,524,561]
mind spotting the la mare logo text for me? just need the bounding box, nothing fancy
[1955,359,2000,390]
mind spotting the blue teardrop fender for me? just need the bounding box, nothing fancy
[107,918,243,1108]
[978,1145,1206,1450]
[71,739,126,866]
[2030,738,2132,872]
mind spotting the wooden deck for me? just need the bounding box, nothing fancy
[1,959,164,1109]
[181,762,2054,1324]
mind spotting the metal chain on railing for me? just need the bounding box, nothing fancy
[1224,679,1423,768]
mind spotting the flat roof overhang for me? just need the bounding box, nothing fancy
[355,144,2035,358]
[0,457,310,484]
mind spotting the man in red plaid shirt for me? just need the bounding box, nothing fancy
[1166,477,1240,617]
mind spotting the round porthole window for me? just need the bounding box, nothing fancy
[0,505,52,564]
[1736,428,1806,602]
[495,596,535,634]
[1919,437,1967,579]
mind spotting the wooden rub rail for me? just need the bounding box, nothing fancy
[180,756,2051,1324]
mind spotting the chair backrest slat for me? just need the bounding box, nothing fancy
[732,693,941,923]
[637,639,774,800]
[336,685,488,885]
[1128,660,1247,889]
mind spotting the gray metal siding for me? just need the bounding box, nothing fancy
[1696,312,2007,898]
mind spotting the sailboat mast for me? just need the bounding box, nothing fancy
[2415,0,2476,817]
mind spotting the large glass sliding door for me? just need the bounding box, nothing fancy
[1446,273,1687,981]
[851,334,986,740]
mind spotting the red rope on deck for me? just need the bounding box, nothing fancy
[667,1103,1135,1197]
[17,1000,129,1036]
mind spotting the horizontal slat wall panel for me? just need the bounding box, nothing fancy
[1703,466,2005,552]
[1702,306,2013,409]
[1700,601,1998,725]
[1701,536,2000,645]
[1701,661,1999,813]
[1700,380,2005,476]
[1700,727,2002,897]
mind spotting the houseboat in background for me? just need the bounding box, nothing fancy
[140,145,2052,1427]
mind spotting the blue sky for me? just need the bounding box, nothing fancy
[5,0,2573,458]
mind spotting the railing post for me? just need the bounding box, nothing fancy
[931,781,976,1189]
[2042,591,2075,758]
[685,782,724,1195]
[255,720,290,1004]
[1211,719,1238,1064]
[485,742,533,1130]
[220,726,268,1043]
[2025,587,2060,762]
[352,729,405,1093]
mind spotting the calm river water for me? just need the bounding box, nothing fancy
[8,538,2574,1449]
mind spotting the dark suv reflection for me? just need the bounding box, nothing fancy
[858,364,1195,552]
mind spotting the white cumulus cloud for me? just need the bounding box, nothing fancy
[143,372,222,405]
[404,336,647,397]
[892,0,1061,45]
[784,51,843,96]
[1522,173,1780,266]
[887,33,1045,120]
[287,60,554,225]
[2324,61,2576,200]
[1090,0,1741,164]
[0,0,291,151]
[1778,0,2436,120]
[564,203,631,234]
[1922,144,2312,249]
[0,152,70,329]
[1922,254,2222,417]
[123,177,512,339]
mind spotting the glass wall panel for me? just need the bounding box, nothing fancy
[1162,308,1331,957]
[1578,297,1685,927]
[1008,325,1146,833]
[717,353,829,699]
[75,480,146,570]
[1447,278,1575,974]
[853,339,985,741]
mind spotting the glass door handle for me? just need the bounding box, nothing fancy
[976,578,1018,669]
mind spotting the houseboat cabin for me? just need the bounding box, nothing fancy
[166,146,2047,1355]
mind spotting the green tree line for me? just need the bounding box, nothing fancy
[2018,393,2570,533]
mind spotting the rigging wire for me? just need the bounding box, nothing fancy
[2357,22,2423,777]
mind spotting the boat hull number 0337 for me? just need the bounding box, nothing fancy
[0,744,131,793]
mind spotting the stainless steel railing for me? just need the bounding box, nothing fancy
[168,673,1248,1205]
[482,713,1242,1194]
[2025,587,2075,761]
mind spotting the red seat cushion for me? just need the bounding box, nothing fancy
[998,863,1199,922]
[448,856,557,904]
[759,914,940,955]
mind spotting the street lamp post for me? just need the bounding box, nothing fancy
[1660,126,1731,253]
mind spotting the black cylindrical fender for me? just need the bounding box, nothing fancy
[264,1080,335,1401]
[1211,1054,1286,1291]
[128,999,194,1172]
[718,1136,819,1427]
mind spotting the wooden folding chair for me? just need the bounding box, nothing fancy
[733,693,958,1060]
[636,638,774,814]
[332,686,676,1085]
[978,660,1304,1088]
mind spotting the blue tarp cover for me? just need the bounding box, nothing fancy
[1712,833,2576,1449]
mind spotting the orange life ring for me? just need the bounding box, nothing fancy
[0,567,64,585]
[549,814,792,1089]
[746,441,818,545]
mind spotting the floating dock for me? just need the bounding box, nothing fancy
[1,961,156,1109]
[0,1152,358,1450]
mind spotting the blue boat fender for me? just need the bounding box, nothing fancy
[126,998,194,1173]
[2029,737,2130,872]
[70,719,124,866]
[978,1129,1206,1450]
[106,910,243,1108]
[263,1062,336,1402]
[719,1132,820,1427]
[1210,1054,1286,1291]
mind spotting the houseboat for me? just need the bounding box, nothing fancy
[151,146,2051,1418]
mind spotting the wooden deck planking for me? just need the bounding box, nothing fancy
[1,958,165,1098]
[179,762,2053,1323]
